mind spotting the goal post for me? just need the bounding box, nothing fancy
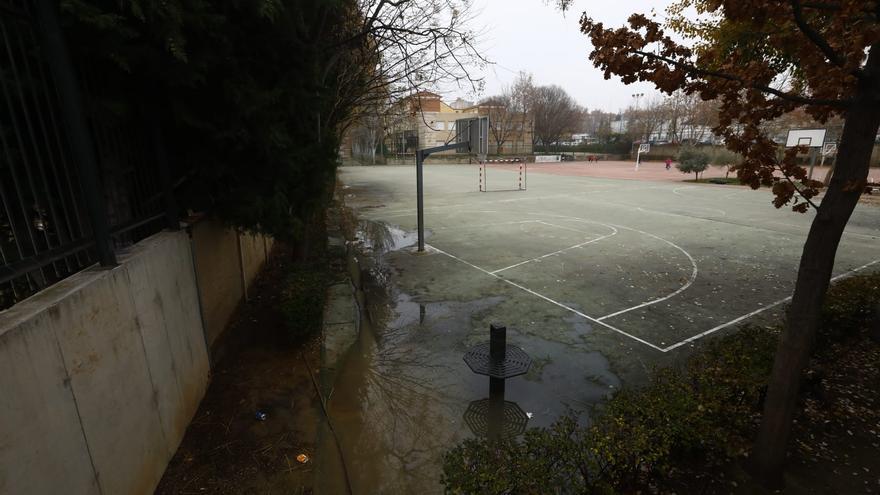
[478,158,527,192]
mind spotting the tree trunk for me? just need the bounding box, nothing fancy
[749,48,880,486]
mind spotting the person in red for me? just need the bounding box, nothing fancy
[665,157,672,170]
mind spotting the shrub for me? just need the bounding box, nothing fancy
[442,272,880,493]
[676,147,711,180]
[442,417,592,494]
[710,148,743,177]
[818,272,880,345]
[280,262,330,341]
[442,326,778,493]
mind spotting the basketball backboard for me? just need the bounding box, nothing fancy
[638,143,650,153]
[455,116,489,155]
[786,128,826,148]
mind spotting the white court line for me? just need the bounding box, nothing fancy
[377,190,609,216]
[490,223,619,274]
[759,217,879,242]
[662,258,880,351]
[664,187,730,216]
[523,212,700,322]
[672,186,697,197]
[426,242,667,352]
[433,220,539,231]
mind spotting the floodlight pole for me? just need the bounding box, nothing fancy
[416,142,471,252]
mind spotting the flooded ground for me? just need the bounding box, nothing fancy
[314,218,621,494]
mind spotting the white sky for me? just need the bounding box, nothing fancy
[443,0,677,113]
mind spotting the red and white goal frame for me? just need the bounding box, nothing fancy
[478,157,527,192]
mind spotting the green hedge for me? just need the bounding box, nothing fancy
[280,262,330,342]
[442,272,880,493]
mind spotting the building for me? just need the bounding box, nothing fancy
[385,92,533,156]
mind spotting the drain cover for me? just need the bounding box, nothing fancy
[463,399,529,438]
[463,342,531,379]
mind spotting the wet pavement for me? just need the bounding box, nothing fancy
[313,164,880,494]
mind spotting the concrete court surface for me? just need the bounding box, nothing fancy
[319,163,880,494]
[341,163,879,353]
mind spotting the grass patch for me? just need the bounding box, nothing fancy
[442,272,880,494]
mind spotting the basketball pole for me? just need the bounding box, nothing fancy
[416,149,425,251]
[416,116,487,252]
[808,148,818,180]
[416,141,471,252]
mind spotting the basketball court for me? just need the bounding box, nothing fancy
[340,163,880,355]
[319,163,880,493]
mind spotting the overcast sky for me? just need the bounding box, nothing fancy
[443,0,677,113]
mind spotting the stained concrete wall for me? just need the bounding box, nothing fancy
[190,218,274,349]
[0,231,210,495]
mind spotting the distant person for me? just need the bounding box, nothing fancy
[665,157,672,170]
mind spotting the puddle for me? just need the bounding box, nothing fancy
[314,219,621,494]
[354,220,420,254]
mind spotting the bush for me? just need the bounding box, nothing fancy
[442,272,880,493]
[442,326,778,493]
[818,272,880,345]
[280,262,330,341]
[711,148,743,177]
[676,147,711,180]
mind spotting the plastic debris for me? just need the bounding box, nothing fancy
[296,454,310,464]
[255,411,267,421]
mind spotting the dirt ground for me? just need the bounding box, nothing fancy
[784,336,880,494]
[155,247,322,495]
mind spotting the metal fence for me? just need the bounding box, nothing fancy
[0,0,176,310]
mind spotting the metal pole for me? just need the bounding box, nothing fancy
[808,148,818,180]
[488,376,504,440]
[488,322,507,440]
[490,322,506,360]
[416,150,425,251]
[33,0,116,266]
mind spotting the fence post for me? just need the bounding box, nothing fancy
[33,0,115,266]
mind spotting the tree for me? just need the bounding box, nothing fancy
[580,0,880,486]
[509,71,537,152]
[62,0,484,244]
[627,97,666,142]
[481,94,516,154]
[711,147,743,178]
[350,103,385,164]
[531,85,584,148]
[676,147,710,180]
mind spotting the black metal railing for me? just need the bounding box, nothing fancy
[0,0,175,310]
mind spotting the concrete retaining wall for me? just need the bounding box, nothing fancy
[190,218,274,349]
[0,231,210,495]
